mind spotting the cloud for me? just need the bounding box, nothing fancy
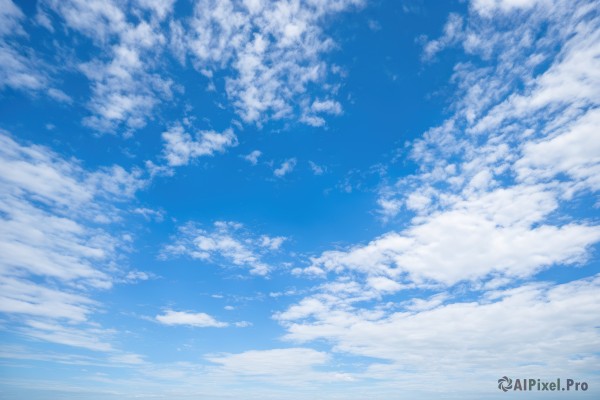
[19,319,115,352]
[277,276,600,390]
[156,310,228,328]
[41,0,176,132]
[281,2,600,393]
[312,185,600,286]
[470,0,546,16]
[132,207,164,222]
[308,161,325,175]
[421,13,463,60]
[0,1,52,94]
[274,158,297,177]
[161,221,286,275]
[161,125,238,167]
[244,150,262,165]
[515,105,600,192]
[352,0,600,287]
[0,0,25,37]
[205,347,355,385]
[259,235,286,250]
[301,99,343,126]
[9,0,361,130]
[0,131,146,351]
[187,0,363,125]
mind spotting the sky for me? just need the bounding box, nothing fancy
[0,0,599,399]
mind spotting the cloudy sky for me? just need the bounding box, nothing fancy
[1,0,599,399]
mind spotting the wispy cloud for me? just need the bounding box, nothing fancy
[0,131,146,351]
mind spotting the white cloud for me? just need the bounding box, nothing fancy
[362,0,600,287]
[308,161,324,175]
[422,13,463,60]
[134,0,175,20]
[321,185,600,286]
[132,207,164,222]
[471,0,546,16]
[156,310,228,328]
[20,319,115,352]
[0,1,51,94]
[0,131,146,351]
[278,275,600,389]
[0,0,25,37]
[161,221,285,275]
[41,0,176,132]
[244,150,262,165]
[0,276,96,322]
[205,348,347,385]
[376,196,403,220]
[162,125,238,167]
[187,0,362,125]
[281,4,600,393]
[123,270,155,283]
[259,235,286,250]
[274,158,297,177]
[47,88,73,104]
[516,107,600,191]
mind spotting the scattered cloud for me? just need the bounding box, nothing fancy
[308,161,325,175]
[0,0,50,94]
[281,1,600,392]
[359,0,600,287]
[161,221,286,275]
[156,310,228,328]
[0,130,146,351]
[277,275,600,388]
[243,150,262,165]
[161,124,238,167]
[41,0,176,132]
[421,13,463,60]
[132,207,164,222]
[274,158,297,177]
[301,99,343,127]
[205,347,353,385]
[187,0,363,125]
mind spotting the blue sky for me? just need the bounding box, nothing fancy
[1,0,599,399]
